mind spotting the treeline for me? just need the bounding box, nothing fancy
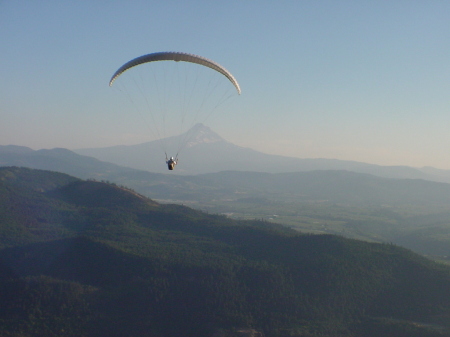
[1,167,450,336]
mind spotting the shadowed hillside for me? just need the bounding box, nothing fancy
[1,167,450,336]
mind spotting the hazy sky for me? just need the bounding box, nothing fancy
[2,1,450,169]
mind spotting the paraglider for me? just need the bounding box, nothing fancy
[109,52,241,171]
[109,52,241,94]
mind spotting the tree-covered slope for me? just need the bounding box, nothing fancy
[1,167,450,337]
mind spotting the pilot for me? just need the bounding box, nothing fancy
[166,157,177,170]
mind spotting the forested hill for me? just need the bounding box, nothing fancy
[2,167,450,337]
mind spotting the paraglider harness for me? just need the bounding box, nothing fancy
[165,153,178,171]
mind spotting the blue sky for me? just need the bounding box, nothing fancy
[2,1,450,168]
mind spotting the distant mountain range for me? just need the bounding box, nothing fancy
[2,124,450,184]
[73,123,450,182]
[0,144,140,180]
[4,137,450,209]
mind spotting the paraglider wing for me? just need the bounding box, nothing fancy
[109,52,241,94]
